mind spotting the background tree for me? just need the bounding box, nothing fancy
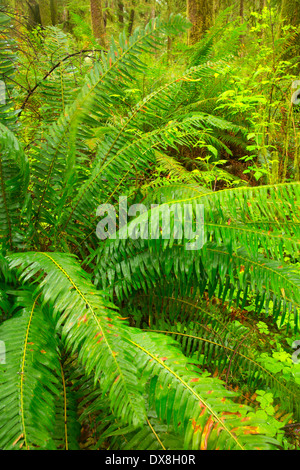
[38,0,58,27]
[90,0,106,47]
[117,0,124,28]
[127,0,136,37]
[187,0,213,45]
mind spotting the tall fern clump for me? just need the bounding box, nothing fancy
[0,8,300,450]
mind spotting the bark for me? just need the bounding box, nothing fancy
[212,0,219,25]
[240,0,244,20]
[167,1,171,64]
[50,0,58,25]
[150,0,156,19]
[38,0,52,26]
[281,0,300,29]
[187,0,213,45]
[127,8,135,37]
[90,0,106,47]
[239,0,245,49]
[27,0,42,27]
[118,1,124,26]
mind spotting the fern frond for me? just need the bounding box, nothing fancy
[93,181,300,327]
[140,316,300,420]
[31,15,191,228]
[96,235,300,329]
[7,251,147,427]
[0,291,60,450]
[122,284,300,421]
[0,11,19,130]
[52,354,81,450]
[70,321,281,450]
[128,330,279,450]
[53,67,219,244]
[0,124,29,249]
[74,371,182,450]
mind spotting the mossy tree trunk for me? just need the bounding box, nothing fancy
[212,0,219,25]
[187,0,213,45]
[38,0,58,26]
[240,0,244,19]
[127,1,136,37]
[50,0,58,25]
[90,0,107,47]
[38,0,51,26]
[28,1,42,27]
[38,0,57,26]
[118,1,124,27]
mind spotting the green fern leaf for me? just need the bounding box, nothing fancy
[7,251,147,427]
[0,291,60,450]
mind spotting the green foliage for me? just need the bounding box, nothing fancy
[0,124,29,250]
[0,11,19,130]
[0,9,299,451]
[216,7,300,184]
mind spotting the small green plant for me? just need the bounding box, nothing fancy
[257,321,270,335]
[216,8,300,184]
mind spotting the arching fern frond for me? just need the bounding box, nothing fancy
[4,253,282,450]
[52,353,81,450]
[122,285,300,420]
[134,307,300,420]
[31,15,192,229]
[0,11,19,130]
[92,182,300,328]
[0,124,29,250]
[0,291,60,450]
[7,251,147,428]
[128,329,279,450]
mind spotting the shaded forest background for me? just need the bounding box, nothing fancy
[2,0,299,49]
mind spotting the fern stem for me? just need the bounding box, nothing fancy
[59,360,69,450]
[146,418,166,450]
[146,329,298,403]
[0,153,12,249]
[19,293,41,450]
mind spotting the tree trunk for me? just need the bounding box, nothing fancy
[90,0,106,47]
[187,0,213,45]
[27,1,42,27]
[118,1,124,26]
[167,1,171,64]
[127,5,135,37]
[50,0,58,25]
[239,0,245,50]
[212,0,219,25]
[240,0,244,20]
[150,0,156,19]
[38,0,52,26]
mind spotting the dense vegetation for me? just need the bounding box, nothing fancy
[0,0,299,451]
